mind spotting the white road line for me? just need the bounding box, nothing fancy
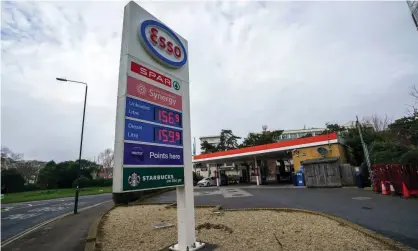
[219,188,253,198]
[1,200,113,248]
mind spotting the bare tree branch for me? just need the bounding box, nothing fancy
[362,114,392,132]
[410,84,418,100]
[98,148,114,178]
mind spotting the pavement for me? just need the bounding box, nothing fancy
[1,200,114,251]
[1,193,112,242]
[145,186,418,249]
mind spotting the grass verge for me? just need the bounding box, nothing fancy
[1,186,112,204]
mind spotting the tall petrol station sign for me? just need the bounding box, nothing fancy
[113,2,203,250]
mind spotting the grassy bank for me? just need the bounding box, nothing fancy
[1,186,112,204]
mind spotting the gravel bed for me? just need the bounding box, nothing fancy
[98,205,394,251]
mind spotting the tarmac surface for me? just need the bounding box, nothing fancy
[1,193,112,242]
[1,200,114,251]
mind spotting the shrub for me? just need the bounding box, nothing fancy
[90,178,112,187]
[24,183,41,192]
[369,141,412,164]
[1,168,25,193]
[399,148,418,165]
[72,175,90,188]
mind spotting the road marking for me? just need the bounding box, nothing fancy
[194,190,222,197]
[1,200,113,248]
[220,188,253,198]
[2,213,42,220]
[352,197,372,200]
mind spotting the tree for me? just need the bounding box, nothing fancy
[388,111,418,147]
[399,149,418,165]
[410,84,418,101]
[218,129,241,151]
[320,123,346,135]
[363,114,391,132]
[369,141,412,164]
[16,160,45,185]
[1,146,43,184]
[200,140,218,154]
[240,126,283,147]
[98,148,114,178]
[37,159,100,189]
[1,168,25,193]
[37,161,59,189]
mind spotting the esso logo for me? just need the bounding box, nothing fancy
[139,20,187,69]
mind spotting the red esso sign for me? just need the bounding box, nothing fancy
[149,27,182,58]
[139,20,188,69]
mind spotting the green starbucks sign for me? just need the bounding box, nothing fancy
[123,167,184,191]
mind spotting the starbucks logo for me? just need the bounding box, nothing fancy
[128,172,141,187]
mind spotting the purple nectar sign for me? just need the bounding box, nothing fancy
[123,142,184,166]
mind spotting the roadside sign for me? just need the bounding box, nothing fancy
[113,2,203,250]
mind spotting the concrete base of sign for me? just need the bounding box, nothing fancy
[169,242,206,251]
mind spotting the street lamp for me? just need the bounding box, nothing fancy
[56,77,88,214]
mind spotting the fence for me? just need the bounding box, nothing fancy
[303,158,343,188]
[372,163,418,197]
[340,164,356,186]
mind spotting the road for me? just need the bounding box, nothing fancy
[1,193,112,242]
[145,186,418,249]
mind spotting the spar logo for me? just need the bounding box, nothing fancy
[139,19,187,69]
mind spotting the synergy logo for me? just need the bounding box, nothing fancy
[130,147,145,161]
[138,20,187,69]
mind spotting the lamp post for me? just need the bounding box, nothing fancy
[56,77,88,214]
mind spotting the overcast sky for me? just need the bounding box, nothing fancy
[1,1,417,162]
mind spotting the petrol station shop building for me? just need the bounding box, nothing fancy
[192,133,349,185]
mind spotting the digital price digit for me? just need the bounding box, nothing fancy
[155,127,182,145]
[155,108,182,127]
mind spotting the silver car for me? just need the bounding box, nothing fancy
[197,177,217,187]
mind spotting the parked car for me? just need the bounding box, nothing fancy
[197,177,217,187]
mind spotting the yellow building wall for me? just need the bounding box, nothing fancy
[292,143,348,171]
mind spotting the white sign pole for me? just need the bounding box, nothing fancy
[171,83,204,250]
[113,2,204,251]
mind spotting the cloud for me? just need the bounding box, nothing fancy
[1,1,417,160]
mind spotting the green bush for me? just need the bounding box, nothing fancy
[1,168,25,193]
[399,148,418,165]
[72,175,90,188]
[89,178,112,187]
[369,141,412,164]
[24,184,41,192]
[103,178,112,186]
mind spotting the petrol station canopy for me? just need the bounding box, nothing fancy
[192,133,339,164]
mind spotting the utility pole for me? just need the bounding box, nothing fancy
[356,116,373,185]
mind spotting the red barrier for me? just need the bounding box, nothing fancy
[372,163,418,198]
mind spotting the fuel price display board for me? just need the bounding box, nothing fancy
[125,97,182,129]
[124,118,183,146]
